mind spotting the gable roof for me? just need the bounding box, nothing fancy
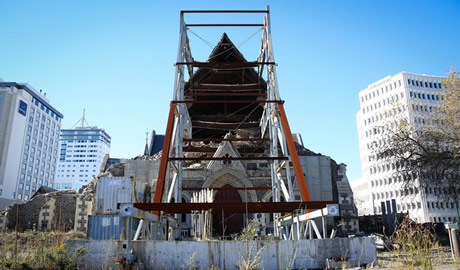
[207,140,246,173]
[184,33,267,139]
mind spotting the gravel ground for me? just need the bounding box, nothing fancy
[373,248,460,269]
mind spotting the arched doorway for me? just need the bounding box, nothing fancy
[213,184,244,237]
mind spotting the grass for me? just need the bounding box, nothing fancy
[377,247,460,269]
[0,230,87,270]
[376,216,460,270]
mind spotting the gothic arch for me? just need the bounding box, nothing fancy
[203,168,257,202]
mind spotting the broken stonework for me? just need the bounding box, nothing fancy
[4,190,77,231]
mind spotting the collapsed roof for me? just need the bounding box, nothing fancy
[184,33,268,140]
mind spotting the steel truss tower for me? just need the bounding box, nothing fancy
[138,7,332,238]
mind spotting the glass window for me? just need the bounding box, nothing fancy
[19,183,23,188]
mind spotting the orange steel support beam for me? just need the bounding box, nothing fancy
[153,103,177,215]
[277,103,312,202]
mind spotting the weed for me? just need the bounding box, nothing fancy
[233,219,259,241]
[0,230,87,270]
[182,252,197,270]
[235,220,265,270]
[391,216,436,269]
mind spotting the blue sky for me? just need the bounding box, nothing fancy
[1,0,459,182]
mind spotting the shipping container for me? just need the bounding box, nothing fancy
[87,215,140,240]
[87,215,123,240]
[96,176,132,214]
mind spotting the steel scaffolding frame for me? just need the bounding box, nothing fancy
[151,6,320,238]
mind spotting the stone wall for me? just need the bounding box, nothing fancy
[38,197,55,230]
[53,193,77,230]
[335,163,360,233]
[5,191,77,231]
[6,195,46,230]
[0,210,7,230]
[74,197,93,232]
[299,155,333,201]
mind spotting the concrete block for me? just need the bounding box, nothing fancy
[66,237,377,269]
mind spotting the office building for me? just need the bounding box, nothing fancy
[54,114,110,190]
[0,80,63,209]
[353,71,458,223]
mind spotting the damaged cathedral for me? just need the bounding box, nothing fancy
[1,34,357,239]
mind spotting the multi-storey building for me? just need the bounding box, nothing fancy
[54,119,110,190]
[353,71,458,223]
[350,177,372,216]
[0,80,63,209]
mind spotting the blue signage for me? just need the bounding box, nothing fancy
[18,100,27,116]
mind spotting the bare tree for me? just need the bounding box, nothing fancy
[374,69,460,217]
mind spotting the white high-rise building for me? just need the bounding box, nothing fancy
[0,81,63,209]
[353,71,458,223]
[54,114,110,190]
